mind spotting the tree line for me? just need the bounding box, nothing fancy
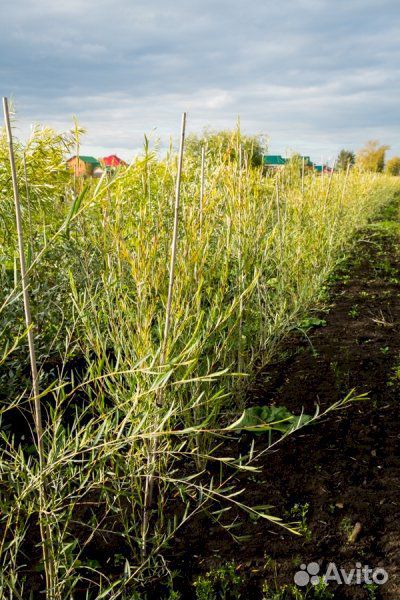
[337,141,400,175]
[183,130,400,176]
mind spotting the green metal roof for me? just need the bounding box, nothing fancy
[301,156,314,167]
[78,155,101,167]
[263,155,286,165]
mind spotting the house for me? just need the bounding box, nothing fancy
[301,156,314,169]
[100,155,127,169]
[314,165,333,174]
[67,155,101,178]
[263,155,287,170]
[264,153,333,174]
[263,154,315,172]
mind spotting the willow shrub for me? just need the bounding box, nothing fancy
[1,127,399,599]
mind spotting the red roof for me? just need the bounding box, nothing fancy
[100,155,127,167]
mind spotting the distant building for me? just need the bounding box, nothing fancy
[263,155,287,170]
[264,154,333,173]
[67,155,101,178]
[66,154,127,178]
[100,155,128,169]
[314,165,333,174]
[263,154,316,171]
[301,156,314,169]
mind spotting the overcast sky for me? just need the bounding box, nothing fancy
[1,0,399,163]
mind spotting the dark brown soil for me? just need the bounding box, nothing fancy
[170,210,400,599]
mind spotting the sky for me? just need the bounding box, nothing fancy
[1,0,399,164]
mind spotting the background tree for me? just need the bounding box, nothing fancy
[185,128,268,168]
[356,140,389,173]
[337,149,355,171]
[385,156,400,176]
[284,152,303,178]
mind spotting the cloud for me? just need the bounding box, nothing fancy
[1,0,399,162]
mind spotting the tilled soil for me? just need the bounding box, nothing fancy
[171,211,400,599]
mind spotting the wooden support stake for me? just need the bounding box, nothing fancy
[324,159,336,203]
[237,143,244,375]
[2,97,55,598]
[22,151,34,256]
[199,144,205,234]
[340,161,351,209]
[142,112,187,558]
[275,175,283,262]
[3,99,43,451]
[161,111,186,364]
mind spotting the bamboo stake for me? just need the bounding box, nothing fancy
[332,161,351,233]
[22,151,34,257]
[324,159,336,203]
[237,143,244,375]
[104,171,112,271]
[199,144,205,235]
[142,112,187,558]
[340,161,351,209]
[320,156,324,188]
[72,116,80,198]
[161,111,187,363]
[13,253,18,288]
[275,175,283,263]
[2,97,55,598]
